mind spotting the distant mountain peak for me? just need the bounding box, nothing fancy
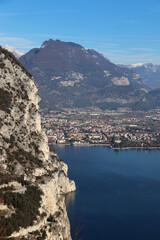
[19,38,147,110]
[3,44,25,59]
[130,63,145,68]
[40,39,84,51]
[122,62,160,89]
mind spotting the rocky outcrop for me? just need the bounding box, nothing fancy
[0,47,76,239]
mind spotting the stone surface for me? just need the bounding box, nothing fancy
[0,47,75,239]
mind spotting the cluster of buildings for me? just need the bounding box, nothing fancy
[40,108,160,148]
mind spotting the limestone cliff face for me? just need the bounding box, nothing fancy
[0,47,75,239]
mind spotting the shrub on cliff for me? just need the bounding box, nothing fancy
[0,186,43,237]
[0,88,12,113]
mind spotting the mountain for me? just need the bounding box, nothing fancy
[19,39,148,110]
[133,88,160,110]
[124,63,160,89]
[0,46,75,239]
[3,44,25,59]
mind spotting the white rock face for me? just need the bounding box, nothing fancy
[60,71,84,87]
[0,48,76,239]
[104,70,111,77]
[112,76,129,86]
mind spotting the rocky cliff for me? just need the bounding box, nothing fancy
[0,46,76,239]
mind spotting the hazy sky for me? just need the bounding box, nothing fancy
[0,0,160,64]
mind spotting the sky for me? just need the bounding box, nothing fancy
[0,0,160,64]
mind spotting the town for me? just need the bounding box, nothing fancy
[40,108,160,149]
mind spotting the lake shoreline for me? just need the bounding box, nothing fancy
[50,143,160,150]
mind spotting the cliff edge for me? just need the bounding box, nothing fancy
[0,47,76,239]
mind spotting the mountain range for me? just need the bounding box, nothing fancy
[5,40,160,110]
[119,63,160,89]
[122,64,160,109]
[128,63,160,89]
[3,45,25,59]
[19,39,148,110]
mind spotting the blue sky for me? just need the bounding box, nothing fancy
[0,0,160,64]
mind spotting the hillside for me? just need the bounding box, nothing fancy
[19,39,148,110]
[125,63,160,89]
[0,46,75,239]
[133,88,160,110]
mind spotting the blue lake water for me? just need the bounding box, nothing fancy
[55,145,160,240]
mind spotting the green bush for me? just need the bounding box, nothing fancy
[7,147,43,167]
[0,88,12,113]
[0,186,43,237]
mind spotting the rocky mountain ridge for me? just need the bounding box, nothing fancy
[0,46,75,239]
[19,39,148,110]
[120,63,160,89]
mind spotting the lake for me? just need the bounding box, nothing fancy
[54,145,160,240]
